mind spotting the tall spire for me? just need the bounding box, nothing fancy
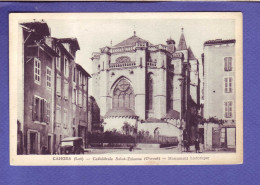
[177,27,187,51]
[188,46,196,60]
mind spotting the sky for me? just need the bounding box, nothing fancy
[44,17,235,95]
[46,18,235,74]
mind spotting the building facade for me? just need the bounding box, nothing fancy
[18,21,90,154]
[202,39,236,150]
[91,29,200,143]
[19,21,58,154]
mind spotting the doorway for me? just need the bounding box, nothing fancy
[47,135,52,154]
[30,132,37,154]
[212,127,221,148]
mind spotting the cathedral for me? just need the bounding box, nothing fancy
[91,29,200,143]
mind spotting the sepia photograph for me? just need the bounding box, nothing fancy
[9,13,243,165]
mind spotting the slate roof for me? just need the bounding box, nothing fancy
[204,39,236,46]
[38,42,59,57]
[162,109,180,120]
[76,63,91,77]
[104,107,137,118]
[114,35,151,47]
[59,38,80,51]
[177,32,187,51]
[188,46,196,60]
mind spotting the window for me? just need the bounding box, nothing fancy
[83,94,86,110]
[224,57,232,71]
[32,96,49,123]
[46,67,52,89]
[147,74,153,111]
[56,48,61,71]
[72,88,77,104]
[112,78,135,110]
[34,58,41,84]
[56,75,61,96]
[73,67,76,83]
[56,106,61,125]
[63,109,67,128]
[78,90,82,107]
[224,77,233,93]
[64,57,69,77]
[64,80,69,100]
[78,71,82,85]
[167,75,173,111]
[224,101,233,118]
[84,76,87,91]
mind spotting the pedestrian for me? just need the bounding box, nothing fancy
[129,145,134,152]
[183,139,188,152]
[41,146,47,155]
[185,140,190,152]
[195,138,200,153]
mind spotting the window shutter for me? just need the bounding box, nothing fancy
[32,97,36,121]
[40,99,43,122]
[224,58,227,71]
[229,78,232,93]
[231,59,233,71]
[224,78,227,93]
[224,102,227,118]
[57,76,61,96]
[47,102,50,124]
[229,102,233,117]
[44,100,47,123]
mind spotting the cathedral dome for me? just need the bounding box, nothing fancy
[104,107,137,118]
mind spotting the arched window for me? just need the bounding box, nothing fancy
[147,74,153,111]
[167,75,173,111]
[112,78,135,110]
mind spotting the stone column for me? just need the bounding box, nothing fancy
[173,77,183,118]
[99,53,111,117]
[135,49,146,120]
[154,52,166,119]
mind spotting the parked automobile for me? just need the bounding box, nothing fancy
[60,137,84,154]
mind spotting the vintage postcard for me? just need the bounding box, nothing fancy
[9,12,243,165]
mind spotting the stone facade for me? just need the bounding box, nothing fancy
[91,30,200,143]
[202,39,236,150]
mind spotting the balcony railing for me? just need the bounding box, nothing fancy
[111,46,135,53]
[147,62,157,67]
[109,62,136,68]
[148,44,168,51]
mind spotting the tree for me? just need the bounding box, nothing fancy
[122,122,130,135]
